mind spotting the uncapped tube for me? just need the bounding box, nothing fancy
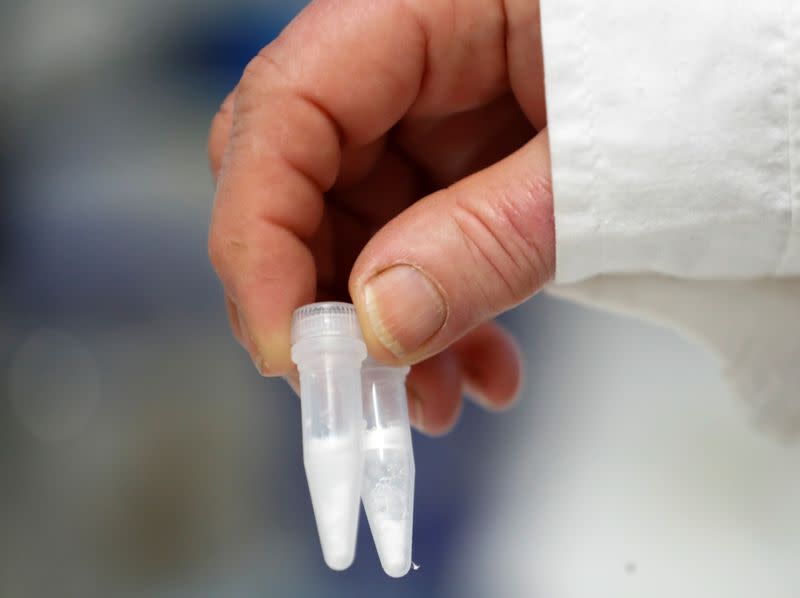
[361,358,415,578]
[291,302,367,571]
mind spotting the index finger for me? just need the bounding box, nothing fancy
[208,0,428,374]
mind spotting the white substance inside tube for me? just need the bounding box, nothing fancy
[362,425,409,451]
[375,518,411,577]
[305,436,361,570]
[361,425,414,577]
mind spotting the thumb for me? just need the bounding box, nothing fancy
[350,129,555,364]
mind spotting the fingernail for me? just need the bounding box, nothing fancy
[363,265,446,357]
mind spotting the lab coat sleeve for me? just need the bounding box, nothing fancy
[540,1,800,440]
[540,0,800,283]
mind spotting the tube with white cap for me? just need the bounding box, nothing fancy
[361,357,416,578]
[290,302,367,571]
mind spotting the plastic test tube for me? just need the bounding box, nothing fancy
[291,302,367,571]
[361,357,415,578]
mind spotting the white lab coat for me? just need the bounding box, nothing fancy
[450,3,800,596]
[544,0,800,438]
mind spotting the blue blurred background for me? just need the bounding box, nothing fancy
[4,2,800,597]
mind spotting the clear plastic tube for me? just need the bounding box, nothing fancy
[361,357,415,578]
[291,302,367,571]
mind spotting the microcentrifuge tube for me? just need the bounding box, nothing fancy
[291,302,367,571]
[361,358,415,578]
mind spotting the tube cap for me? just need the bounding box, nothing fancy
[291,302,364,345]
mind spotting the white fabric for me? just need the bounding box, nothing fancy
[542,0,800,281]
[550,277,800,440]
[541,0,800,437]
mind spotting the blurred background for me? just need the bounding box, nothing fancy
[2,1,799,597]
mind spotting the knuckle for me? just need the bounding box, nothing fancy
[207,232,226,274]
[208,229,248,276]
[239,52,292,99]
[208,89,237,174]
[213,90,236,124]
[452,176,554,309]
[503,175,555,288]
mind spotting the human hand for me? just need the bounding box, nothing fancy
[208,0,554,434]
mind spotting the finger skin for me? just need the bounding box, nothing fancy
[349,131,554,365]
[224,295,244,346]
[452,322,523,410]
[209,0,428,374]
[395,94,535,188]
[209,89,237,178]
[406,349,463,436]
[505,0,547,129]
